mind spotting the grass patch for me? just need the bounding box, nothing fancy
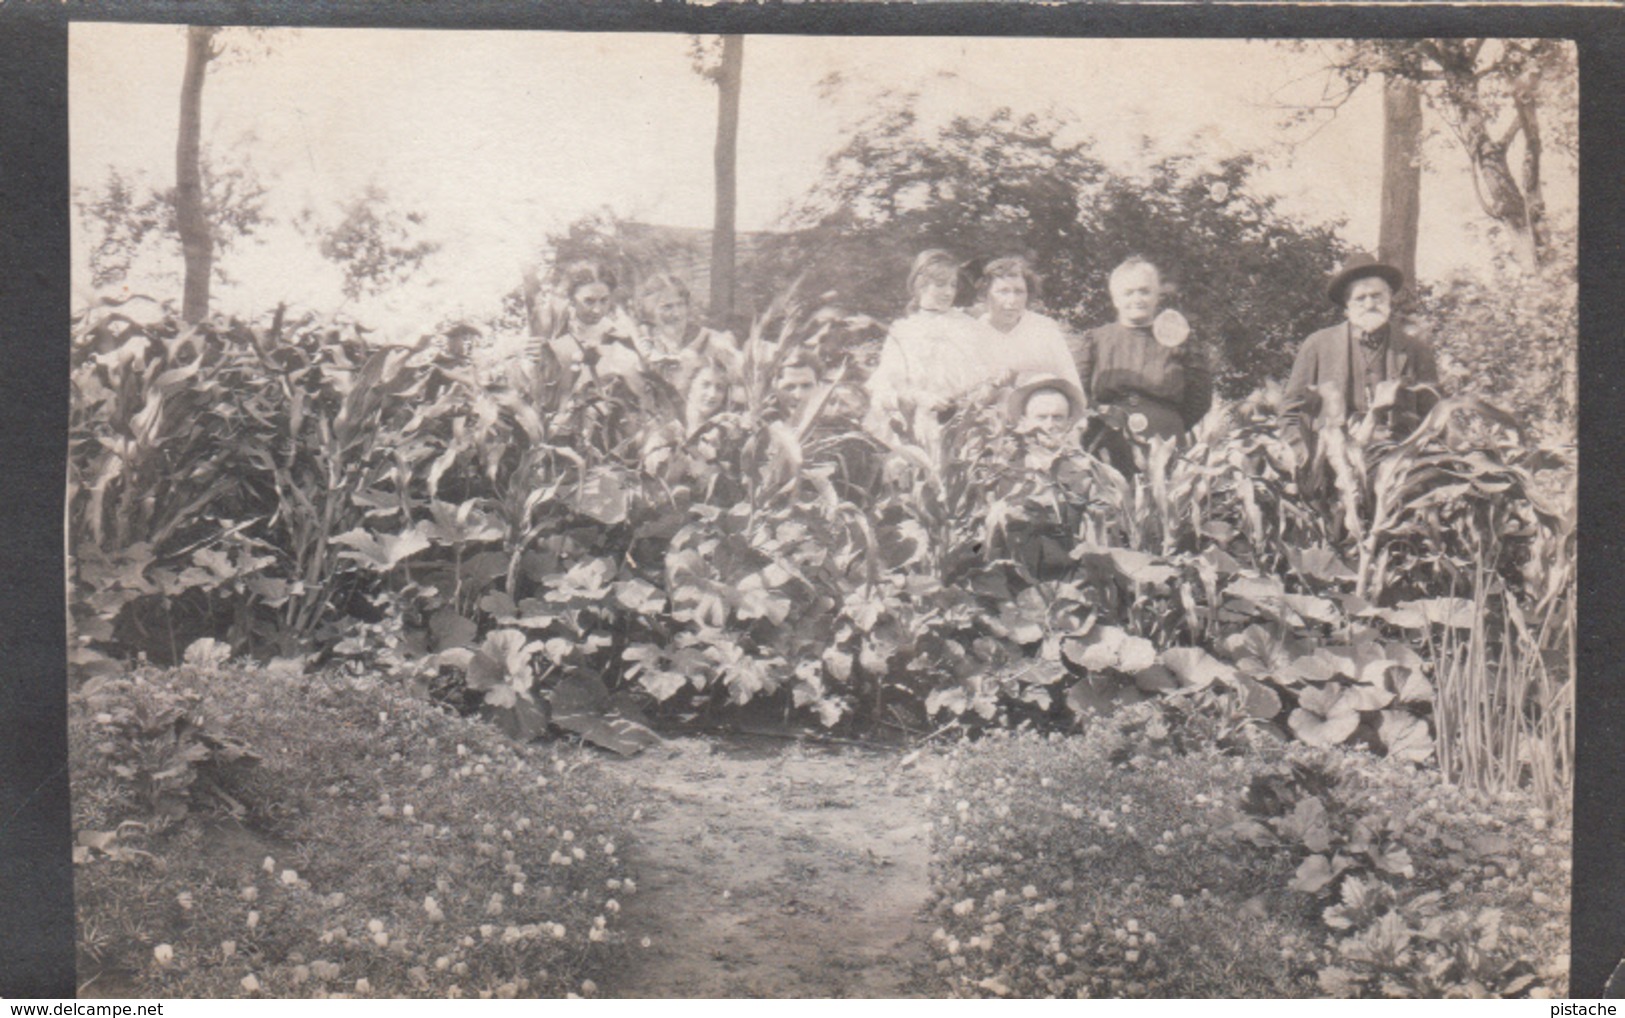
[926,700,1569,998]
[70,663,638,998]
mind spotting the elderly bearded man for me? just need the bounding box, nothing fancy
[1281,252,1440,468]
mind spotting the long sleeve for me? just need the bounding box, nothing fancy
[1180,341,1215,428]
[1281,332,1323,459]
[1073,328,1096,403]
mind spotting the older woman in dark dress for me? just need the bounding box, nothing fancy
[1076,257,1212,452]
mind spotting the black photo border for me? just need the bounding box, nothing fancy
[3,1,1619,999]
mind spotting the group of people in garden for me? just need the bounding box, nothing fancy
[515,243,1439,479]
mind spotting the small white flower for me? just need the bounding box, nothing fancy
[152,944,174,966]
[240,973,261,993]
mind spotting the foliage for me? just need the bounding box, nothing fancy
[927,719,1569,998]
[1411,234,1577,443]
[65,293,1573,810]
[74,660,261,826]
[69,659,634,998]
[302,185,441,301]
[75,153,272,291]
[760,103,1347,396]
[1283,39,1575,269]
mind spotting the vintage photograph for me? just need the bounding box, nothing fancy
[65,25,1576,998]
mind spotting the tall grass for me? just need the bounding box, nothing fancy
[1431,559,1573,816]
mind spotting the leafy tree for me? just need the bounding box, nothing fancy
[753,103,1347,396]
[302,185,440,301]
[1287,39,1575,271]
[75,153,270,294]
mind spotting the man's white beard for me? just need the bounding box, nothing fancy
[1349,310,1390,335]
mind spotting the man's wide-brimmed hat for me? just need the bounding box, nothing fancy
[1005,373,1088,428]
[1327,251,1405,306]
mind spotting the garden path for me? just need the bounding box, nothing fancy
[596,735,941,998]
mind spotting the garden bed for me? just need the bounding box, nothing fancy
[924,703,1570,998]
[70,661,637,998]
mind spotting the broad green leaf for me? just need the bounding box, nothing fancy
[333,528,431,572]
[428,608,477,651]
[573,467,630,525]
[1395,668,1434,705]
[639,670,689,702]
[1280,796,1333,853]
[1292,545,1356,583]
[613,578,665,614]
[1281,593,1341,626]
[1288,708,1360,747]
[1295,683,1346,718]
[925,684,968,717]
[487,695,549,741]
[1289,853,1339,894]
[464,629,540,692]
[1132,664,1180,693]
[1159,647,1235,690]
[1378,710,1433,763]
[1107,548,1179,586]
[1235,675,1283,719]
[1339,683,1394,712]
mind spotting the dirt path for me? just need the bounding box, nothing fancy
[596,735,941,998]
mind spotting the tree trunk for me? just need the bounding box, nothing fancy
[176,26,216,323]
[1514,78,1549,266]
[1377,75,1422,288]
[1437,59,1539,271]
[709,35,743,328]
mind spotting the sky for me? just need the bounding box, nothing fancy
[69,26,1577,337]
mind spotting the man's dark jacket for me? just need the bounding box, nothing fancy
[1281,319,1440,456]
